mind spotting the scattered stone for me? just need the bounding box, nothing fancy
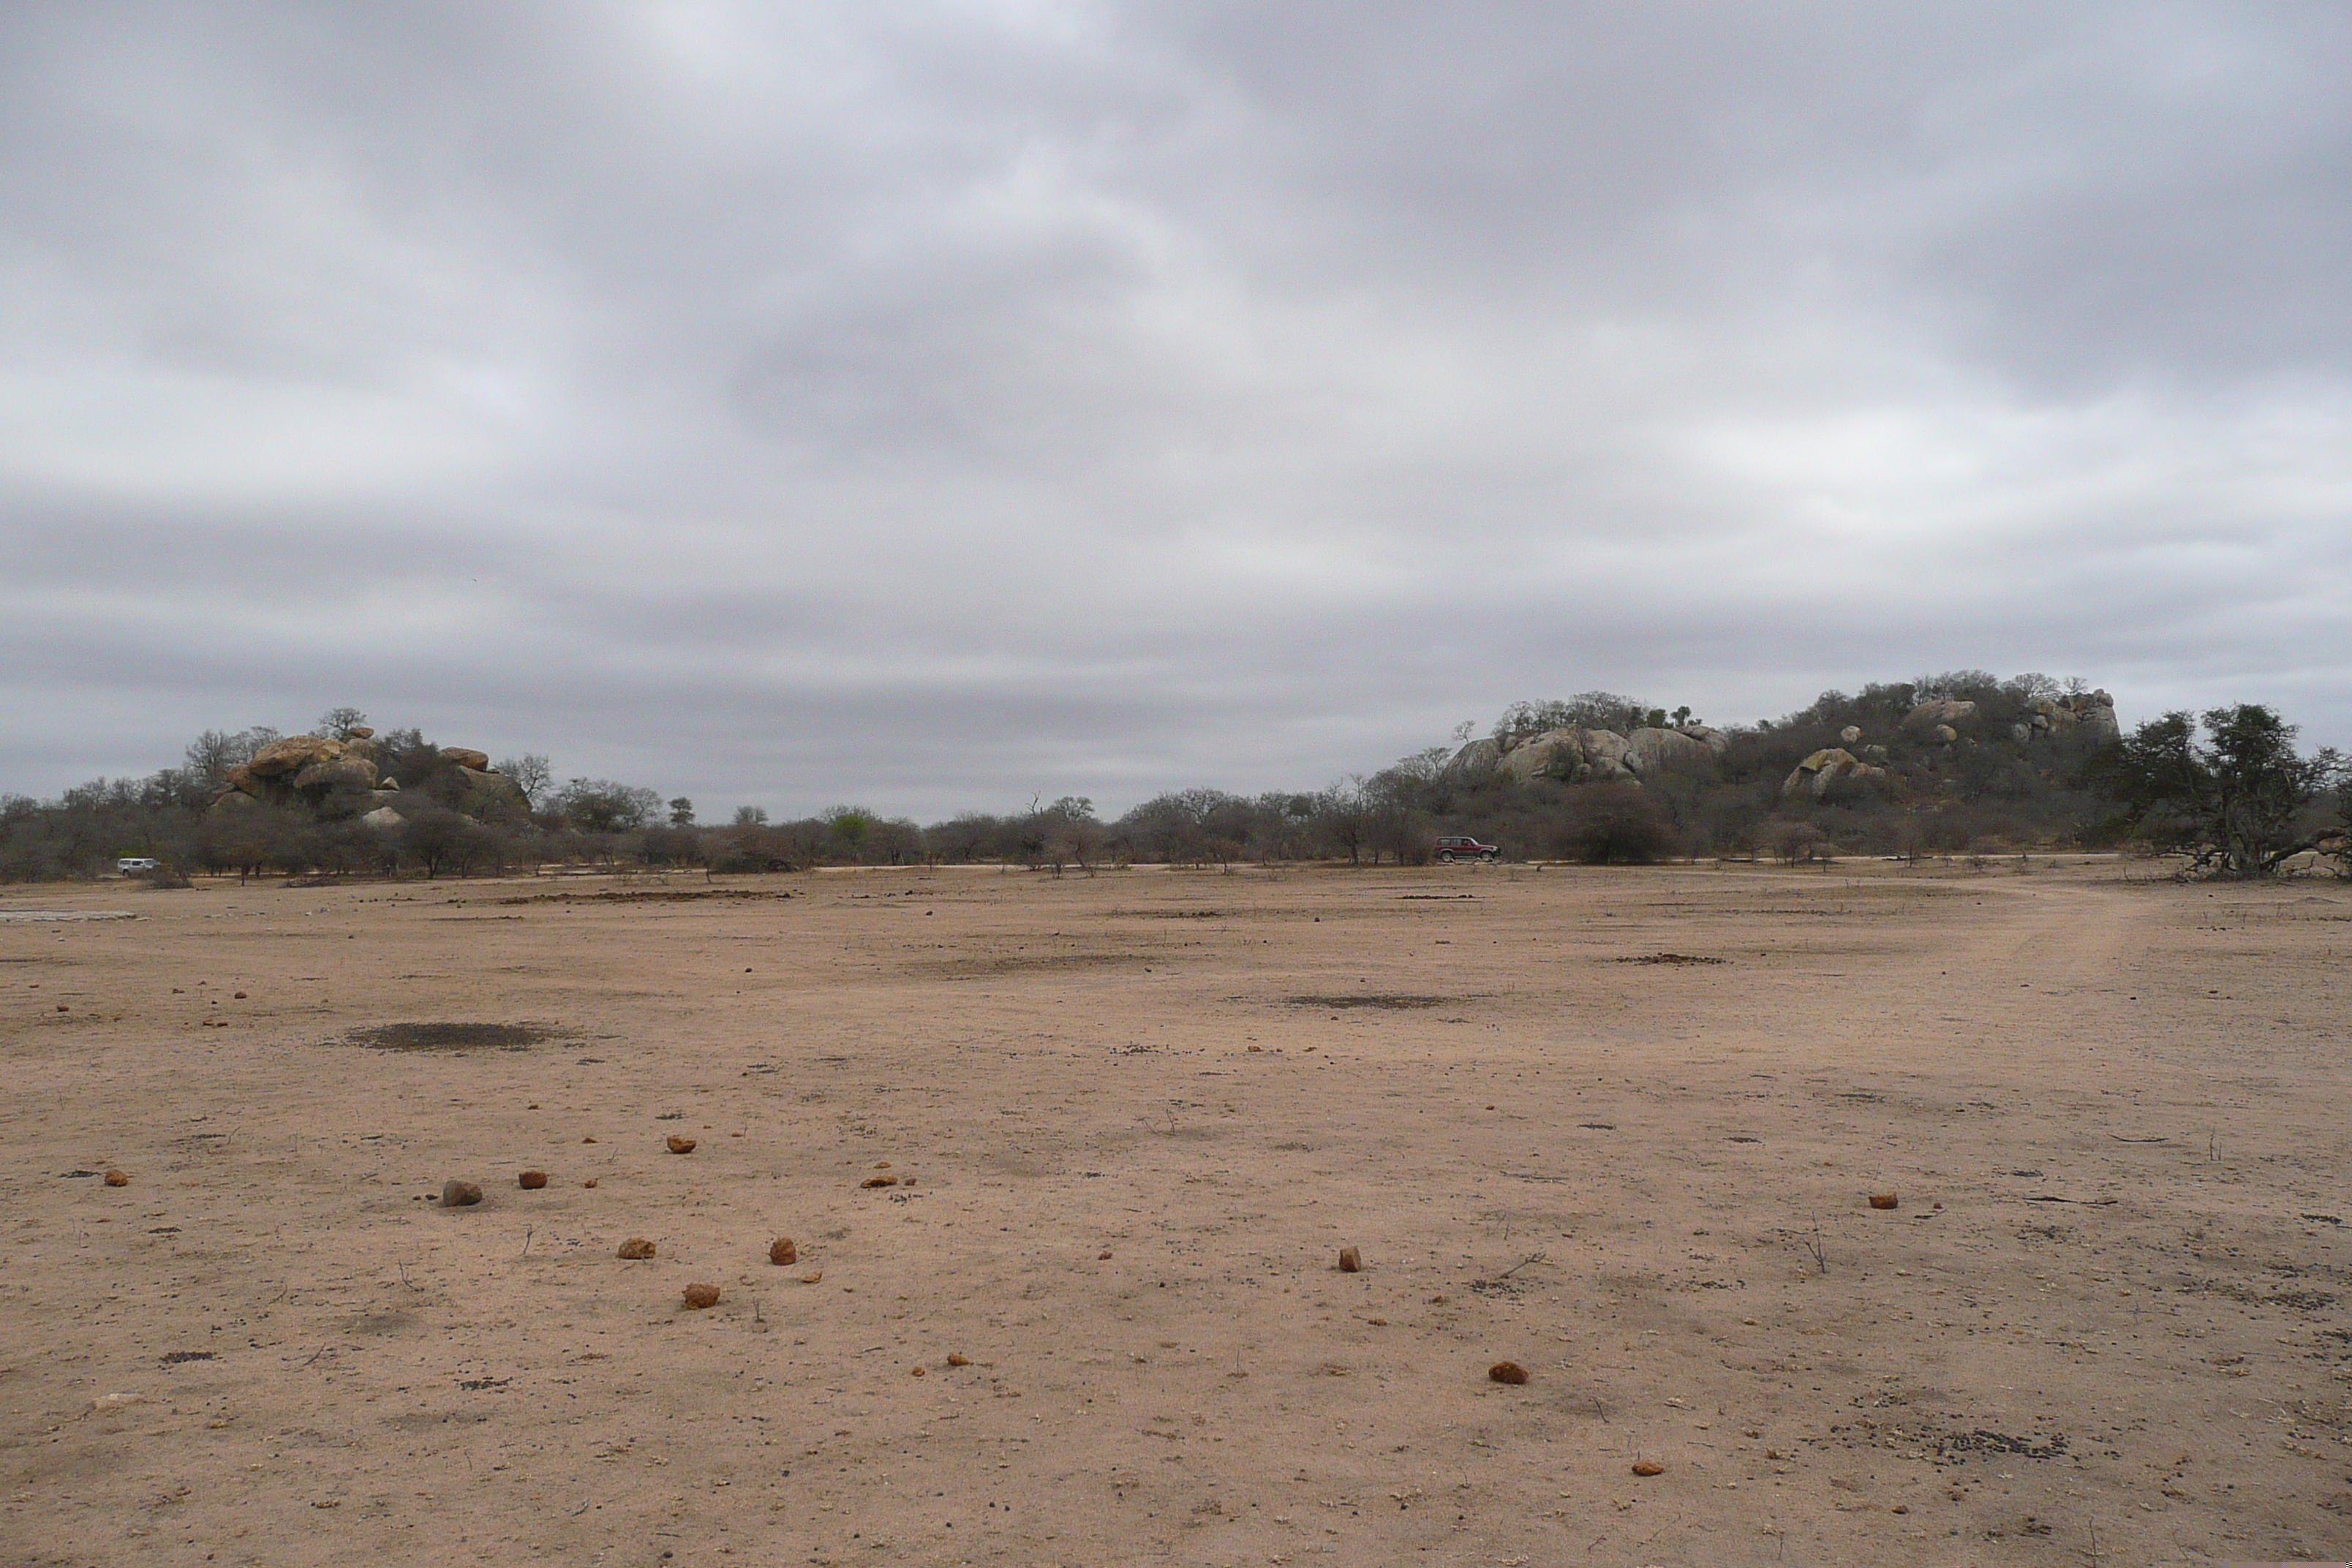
[802,1270,823,1284]
[946,1353,970,1367]
[103,1169,129,1187]
[233,992,247,1000]
[769,1238,798,1266]
[1869,1193,1899,1210]
[518,1170,549,1189]
[56,1004,67,1012]
[583,1137,597,1144]
[682,1282,720,1310]
[91,1392,143,1413]
[1338,1246,1362,1273]
[1488,1361,1529,1385]
[1098,1249,1114,1260]
[911,1365,926,1377]
[861,1175,898,1188]
[872,1161,891,1169]
[441,1180,483,1207]
[584,1178,598,1188]
[618,1237,656,1259]
[667,1136,697,1154]
[1632,1461,1665,1477]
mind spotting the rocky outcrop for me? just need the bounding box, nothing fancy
[440,747,491,771]
[1494,728,1588,783]
[2023,691,2120,743]
[361,805,406,830]
[246,734,350,777]
[292,755,378,791]
[1839,725,1862,744]
[1903,699,1978,731]
[1782,747,1888,802]
[1471,723,1723,788]
[1625,726,1717,774]
[453,766,531,822]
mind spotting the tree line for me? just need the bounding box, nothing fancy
[2,678,2344,883]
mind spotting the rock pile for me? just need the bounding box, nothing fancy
[1453,725,1727,787]
[208,726,529,826]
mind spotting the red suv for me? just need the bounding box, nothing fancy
[1433,834,1499,864]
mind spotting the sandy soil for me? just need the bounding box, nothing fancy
[3,858,2348,1567]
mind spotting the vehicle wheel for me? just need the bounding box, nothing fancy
[1482,851,1498,863]
[1437,851,1456,864]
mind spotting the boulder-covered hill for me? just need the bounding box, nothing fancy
[208,728,528,826]
[1444,689,2120,804]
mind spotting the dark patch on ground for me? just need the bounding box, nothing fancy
[490,888,795,905]
[1282,994,1460,1010]
[1617,952,1727,965]
[346,1022,546,1052]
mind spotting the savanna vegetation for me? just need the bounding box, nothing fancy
[3,676,2342,885]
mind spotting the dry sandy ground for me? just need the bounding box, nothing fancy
[2,859,2349,1567]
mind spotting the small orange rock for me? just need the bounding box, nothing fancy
[1632,1460,1665,1477]
[583,1178,598,1188]
[911,1365,925,1377]
[682,1282,720,1310]
[801,1270,822,1284]
[769,1237,797,1266]
[441,1180,483,1207]
[103,1169,129,1187]
[56,1004,67,1012]
[583,1137,598,1144]
[666,1136,697,1155]
[618,1237,655,1259]
[1338,1246,1362,1273]
[518,1170,549,1189]
[1098,1249,1113,1260]
[861,1175,897,1188]
[233,992,247,1000]
[946,1353,970,1367]
[872,1161,891,1169]
[1488,1361,1529,1385]
[1869,1193,1899,1210]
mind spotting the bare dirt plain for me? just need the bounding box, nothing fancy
[3,859,2349,1567]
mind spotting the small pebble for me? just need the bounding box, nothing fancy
[682,1282,720,1310]
[618,1237,656,1259]
[946,1353,970,1367]
[441,1180,483,1207]
[911,1365,925,1377]
[1488,1361,1529,1385]
[103,1169,129,1188]
[1098,1249,1113,1260]
[518,1170,549,1189]
[1632,1460,1664,1477]
[1338,1246,1361,1273]
[861,1175,897,1188]
[802,1270,823,1284]
[233,992,247,1000]
[584,1178,598,1188]
[1869,1193,1899,1210]
[770,1237,797,1266]
[667,1136,697,1155]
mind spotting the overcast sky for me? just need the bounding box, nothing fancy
[4,2,2347,818]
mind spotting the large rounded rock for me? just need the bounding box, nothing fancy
[440,747,491,771]
[1496,728,1585,783]
[1626,727,1715,774]
[292,755,379,791]
[246,736,347,777]
[1444,738,1502,777]
[1783,747,1858,800]
[1578,728,1636,781]
[454,766,531,822]
[1902,699,1978,731]
[361,805,406,830]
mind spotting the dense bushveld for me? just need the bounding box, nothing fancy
[4,672,2342,881]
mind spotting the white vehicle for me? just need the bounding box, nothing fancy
[116,857,159,873]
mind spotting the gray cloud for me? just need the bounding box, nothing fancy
[4,1,2347,815]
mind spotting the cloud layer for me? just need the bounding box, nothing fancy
[6,1,2348,814]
